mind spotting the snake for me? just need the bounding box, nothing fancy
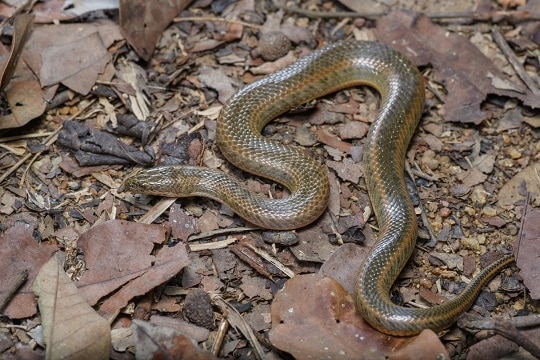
[125,41,514,336]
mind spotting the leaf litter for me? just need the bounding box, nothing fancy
[0,0,539,359]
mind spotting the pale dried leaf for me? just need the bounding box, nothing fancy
[33,256,111,360]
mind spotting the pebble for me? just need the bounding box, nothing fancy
[482,206,498,217]
[452,184,471,198]
[470,186,488,205]
[507,147,521,159]
[438,207,452,218]
[421,150,440,170]
[461,237,480,251]
[253,31,292,61]
[67,181,80,190]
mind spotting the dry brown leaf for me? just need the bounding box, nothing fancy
[115,60,150,120]
[0,223,57,319]
[119,0,194,61]
[270,274,449,359]
[327,158,363,183]
[33,256,111,360]
[198,66,238,104]
[40,32,109,95]
[375,11,540,124]
[75,220,190,319]
[319,243,369,296]
[168,203,199,241]
[131,319,218,360]
[22,20,121,95]
[0,78,46,130]
[497,163,540,207]
[516,205,540,300]
[0,14,33,93]
[289,219,339,263]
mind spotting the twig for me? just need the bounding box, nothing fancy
[458,313,540,358]
[212,314,229,357]
[135,197,176,224]
[405,162,437,246]
[188,226,260,241]
[491,27,540,95]
[211,294,265,360]
[0,269,28,312]
[245,243,295,278]
[272,1,540,22]
[515,192,531,261]
[189,237,238,251]
[0,132,55,143]
[173,16,261,29]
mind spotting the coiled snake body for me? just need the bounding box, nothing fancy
[125,41,514,336]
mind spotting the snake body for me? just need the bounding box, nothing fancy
[125,41,514,336]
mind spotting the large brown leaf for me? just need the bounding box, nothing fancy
[270,274,449,359]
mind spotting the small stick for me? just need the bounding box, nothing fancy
[272,1,540,22]
[0,269,28,311]
[458,314,540,358]
[491,27,540,95]
[211,294,265,360]
[173,16,261,29]
[211,314,230,357]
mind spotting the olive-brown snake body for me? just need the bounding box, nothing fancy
[126,41,514,336]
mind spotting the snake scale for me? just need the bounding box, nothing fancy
[125,41,514,336]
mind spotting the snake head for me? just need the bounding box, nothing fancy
[124,166,177,196]
[124,165,201,198]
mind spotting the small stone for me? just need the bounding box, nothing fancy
[67,181,80,190]
[482,206,498,217]
[461,237,480,251]
[452,184,471,198]
[253,31,292,61]
[470,186,488,205]
[419,278,433,289]
[438,207,452,218]
[183,289,214,329]
[507,147,521,159]
[421,150,440,170]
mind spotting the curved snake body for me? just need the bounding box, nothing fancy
[125,41,514,336]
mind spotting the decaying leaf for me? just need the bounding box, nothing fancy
[375,11,540,124]
[22,20,121,96]
[119,0,194,61]
[0,223,57,319]
[497,163,540,207]
[0,13,34,93]
[0,79,47,130]
[516,205,540,300]
[132,319,217,360]
[33,256,111,360]
[75,220,190,319]
[270,274,449,359]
